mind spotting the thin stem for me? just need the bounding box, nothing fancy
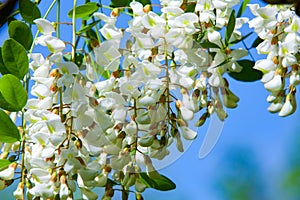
[20,113,26,200]
[242,40,255,61]
[59,87,63,122]
[56,0,60,38]
[72,0,77,61]
[29,0,57,54]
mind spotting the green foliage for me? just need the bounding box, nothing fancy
[0,48,10,75]
[78,20,101,34]
[0,159,11,170]
[1,38,29,80]
[110,0,151,8]
[139,172,176,191]
[0,109,21,143]
[19,0,41,24]
[251,37,264,48]
[68,2,99,19]
[228,60,263,82]
[110,0,131,7]
[8,20,33,50]
[200,41,221,49]
[0,74,28,112]
[225,10,236,46]
[237,0,250,18]
[136,0,152,6]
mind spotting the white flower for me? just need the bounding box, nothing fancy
[34,18,55,35]
[94,40,121,71]
[0,164,15,180]
[279,92,296,117]
[179,126,197,140]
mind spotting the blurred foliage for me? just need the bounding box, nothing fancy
[215,147,267,200]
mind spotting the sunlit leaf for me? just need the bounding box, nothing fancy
[237,0,250,18]
[225,10,236,46]
[77,20,100,34]
[0,109,21,143]
[0,74,28,111]
[8,20,33,50]
[110,0,130,7]
[200,41,221,49]
[68,2,99,19]
[228,60,263,82]
[19,0,41,24]
[139,172,176,191]
[0,159,11,170]
[152,174,176,191]
[2,38,29,80]
[0,48,9,75]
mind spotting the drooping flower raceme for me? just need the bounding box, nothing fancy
[249,4,300,116]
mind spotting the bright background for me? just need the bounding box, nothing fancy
[1,0,300,199]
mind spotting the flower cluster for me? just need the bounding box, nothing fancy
[249,4,300,116]
[16,0,249,198]
[1,0,299,199]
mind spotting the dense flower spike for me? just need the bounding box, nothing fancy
[0,0,299,199]
[249,3,300,117]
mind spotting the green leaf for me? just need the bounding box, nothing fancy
[8,20,33,50]
[237,0,250,18]
[0,109,21,143]
[110,0,130,7]
[139,172,176,191]
[0,48,10,75]
[229,32,252,45]
[19,0,41,24]
[2,38,29,80]
[0,159,11,170]
[184,1,196,12]
[77,20,101,34]
[137,0,151,6]
[139,172,156,188]
[200,41,221,49]
[68,2,99,19]
[228,60,263,82]
[251,36,264,48]
[0,74,28,111]
[225,10,236,46]
[152,174,176,191]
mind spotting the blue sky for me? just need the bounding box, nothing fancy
[1,0,300,199]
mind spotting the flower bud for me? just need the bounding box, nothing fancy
[95,172,108,187]
[138,135,154,147]
[49,68,62,78]
[0,162,16,180]
[0,179,6,190]
[143,4,151,13]
[111,8,119,17]
[195,112,209,127]
[74,139,83,149]
[175,133,184,152]
[135,179,147,193]
[279,90,296,117]
[179,126,197,140]
[264,74,283,92]
[14,182,23,199]
[136,192,144,200]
